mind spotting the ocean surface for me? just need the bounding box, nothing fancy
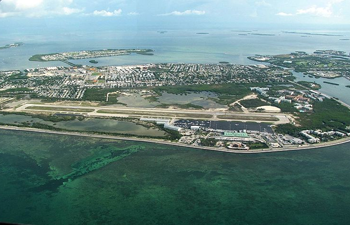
[1,28,350,70]
[1,27,350,224]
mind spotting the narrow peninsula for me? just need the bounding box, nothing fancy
[29,49,154,62]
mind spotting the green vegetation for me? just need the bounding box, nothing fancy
[229,103,243,112]
[248,142,269,149]
[154,83,250,96]
[89,60,98,64]
[300,99,350,130]
[0,111,82,122]
[153,83,252,105]
[163,129,182,141]
[274,124,301,137]
[5,71,27,80]
[0,88,33,99]
[297,81,321,90]
[272,102,297,113]
[144,96,158,102]
[261,52,350,75]
[200,138,217,147]
[276,99,350,135]
[25,106,94,113]
[0,42,23,50]
[105,94,120,104]
[97,109,213,119]
[83,88,119,102]
[29,49,154,62]
[156,103,204,110]
[240,99,267,108]
[29,53,58,62]
[0,88,32,94]
[0,118,168,141]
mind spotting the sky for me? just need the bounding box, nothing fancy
[0,0,350,30]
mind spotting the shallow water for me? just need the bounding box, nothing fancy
[0,129,350,225]
[1,29,350,70]
[293,72,350,105]
[117,91,226,109]
[0,114,166,137]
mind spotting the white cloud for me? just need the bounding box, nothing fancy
[296,6,332,17]
[250,11,258,18]
[276,0,344,18]
[255,0,271,7]
[276,12,294,17]
[159,10,206,16]
[0,11,19,18]
[10,0,44,10]
[93,9,122,17]
[0,0,82,17]
[128,12,139,16]
[62,7,84,15]
[329,0,344,4]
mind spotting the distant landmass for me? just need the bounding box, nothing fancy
[29,49,154,62]
[251,33,275,36]
[283,31,342,37]
[0,42,23,50]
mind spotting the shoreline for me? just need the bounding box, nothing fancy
[1,125,349,154]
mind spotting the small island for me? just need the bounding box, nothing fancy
[283,31,342,37]
[251,33,275,36]
[29,49,154,62]
[0,42,23,50]
[89,60,99,64]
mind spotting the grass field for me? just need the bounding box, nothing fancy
[26,106,95,113]
[97,110,213,119]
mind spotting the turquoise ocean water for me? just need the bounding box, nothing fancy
[0,129,350,225]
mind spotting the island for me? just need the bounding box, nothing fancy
[1,50,350,153]
[248,50,350,80]
[29,49,154,62]
[89,60,99,64]
[251,33,275,36]
[283,31,342,37]
[0,42,23,50]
